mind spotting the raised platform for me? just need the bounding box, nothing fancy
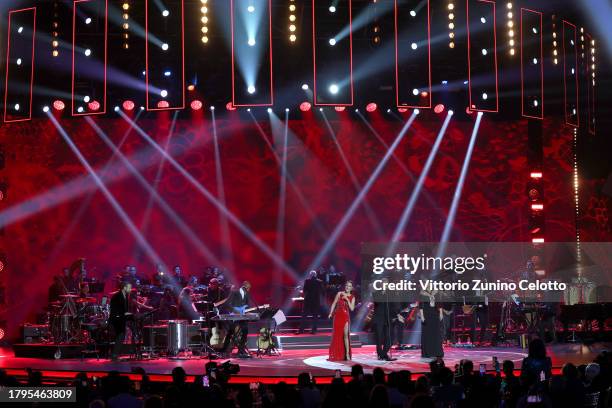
[2,342,609,384]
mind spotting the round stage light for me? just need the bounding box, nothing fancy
[53,100,65,111]
[448,110,454,116]
[267,108,272,113]
[329,6,336,13]
[122,100,135,111]
[410,10,416,17]
[190,100,203,110]
[187,84,196,91]
[434,104,445,114]
[157,100,170,109]
[210,106,215,111]
[43,106,50,113]
[86,17,92,24]
[16,58,22,66]
[300,101,312,112]
[248,85,256,94]
[421,91,429,97]
[161,43,169,51]
[248,38,256,46]
[247,5,255,13]
[335,106,346,112]
[77,106,84,113]
[412,88,419,96]
[84,48,92,57]
[329,84,339,94]
[162,9,170,17]
[411,42,417,50]
[366,103,377,112]
[329,38,336,46]
[414,108,420,115]
[482,93,488,100]
[88,100,100,111]
[160,90,168,98]
[301,84,309,90]
[398,107,408,113]
[226,101,236,111]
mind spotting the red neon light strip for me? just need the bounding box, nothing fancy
[231,0,274,107]
[585,32,595,135]
[71,0,108,117]
[145,0,186,111]
[562,20,579,128]
[466,0,499,113]
[394,0,431,109]
[520,8,544,120]
[3,7,36,123]
[313,0,354,106]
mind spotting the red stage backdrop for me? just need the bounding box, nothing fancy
[0,114,596,336]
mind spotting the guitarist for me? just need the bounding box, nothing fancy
[225,281,253,357]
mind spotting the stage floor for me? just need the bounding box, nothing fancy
[1,343,609,380]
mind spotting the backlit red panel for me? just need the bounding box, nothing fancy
[562,20,579,127]
[520,8,544,120]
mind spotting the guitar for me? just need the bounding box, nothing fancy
[231,304,270,315]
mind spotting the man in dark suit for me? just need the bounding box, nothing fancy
[109,282,132,360]
[299,270,323,334]
[225,281,252,357]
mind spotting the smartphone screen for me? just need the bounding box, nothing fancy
[203,375,209,387]
[479,363,486,375]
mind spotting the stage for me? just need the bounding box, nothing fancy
[1,343,609,384]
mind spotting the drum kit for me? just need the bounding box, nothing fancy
[47,294,109,344]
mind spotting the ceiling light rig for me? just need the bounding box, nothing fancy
[122,1,130,50]
[506,2,515,56]
[552,15,558,65]
[52,1,60,57]
[288,0,297,43]
[201,0,209,44]
[448,1,455,49]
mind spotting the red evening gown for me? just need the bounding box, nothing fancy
[328,294,353,361]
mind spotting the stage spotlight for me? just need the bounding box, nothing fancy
[53,100,65,111]
[329,6,336,13]
[123,100,135,111]
[157,101,169,108]
[329,84,339,94]
[421,91,429,97]
[88,101,100,111]
[226,102,236,111]
[482,49,488,56]
[285,108,290,112]
[300,101,312,112]
[187,84,195,91]
[319,108,323,112]
[14,104,20,111]
[411,42,417,50]
[414,109,420,115]
[161,43,169,51]
[482,93,488,100]
[387,109,391,113]
[329,38,336,46]
[42,106,50,113]
[162,9,169,17]
[248,86,256,94]
[18,26,23,33]
[83,95,91,103]
[114,106,120,112]
[84,48,92,56]
[267,108,272,113]
[248,38,256,46]
[247,108,251,112]
[448,110,454,115]
[16,58,22,66]
[77,107,84,113]
[481,17,487,23]
[164,70,172,77]
[398,107,408,113]
[247,5,255,12]
[335,106,345,112]
[210,106,215,111]
[410,10,416,17]
[301,84,309,90]
[161,90,168,98]
[434,104,445,114]
[366,103,377,112]
[190,100,203,110]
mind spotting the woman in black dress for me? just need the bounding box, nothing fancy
[419,290,444,359]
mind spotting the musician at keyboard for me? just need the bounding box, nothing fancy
[223,281,254,357]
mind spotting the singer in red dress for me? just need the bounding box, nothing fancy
[328,281,356,361]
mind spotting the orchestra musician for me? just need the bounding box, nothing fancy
[299,271,323,335]
[109,282,133,361]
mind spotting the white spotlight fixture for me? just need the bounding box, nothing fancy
[301,84,309,90]
[164,70,171,77]
[247,108,251,112]
[14,103,20,111]
[161,89,168,97]
[387,108,391,113]
[319,108,323,112]
[85,17,92,24]
[410,10,416,17]
[84,48,92,56]
[480,17,486,23]
[412,88,419,96]
[84,95,90,103]
[414,108,420,115]
[532,58,538,65]
[411,42,418,50]
[285,108,290,112]
[329,38,336,46]
[16,58,22,66]
[329,84,339,94]
[247,85,256,94]
[248,38,256,46]
[448,110,454,115]
[162,10,170,17]
[482,92,488,100]
[161,43,169,51]
[329,5,336,13]
[18,26,24,33]
[481,48,488,56]
[533,100,539,107]
[247,5,255,13]
[532,27,538,34]
[210,106,215,111]
[77,106,84,113]
[267,108,272,113]
[114,106,120,112]
[43,106,50,113]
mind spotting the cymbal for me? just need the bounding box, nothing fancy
[76,297,97,303]
[60,294,79,298]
